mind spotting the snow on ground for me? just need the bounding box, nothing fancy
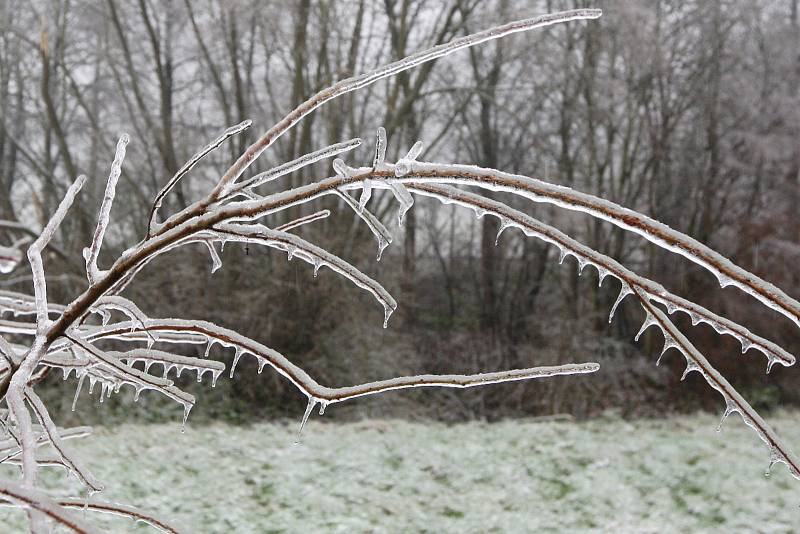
[1,410,799,533]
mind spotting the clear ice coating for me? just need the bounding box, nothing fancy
[295,397,318,443]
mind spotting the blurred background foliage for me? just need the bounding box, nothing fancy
[0,0,798,423]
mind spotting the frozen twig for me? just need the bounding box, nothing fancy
[208,9,601,199]
[149,120,251,235]
[0,480,103,534]
[84,135,129,285]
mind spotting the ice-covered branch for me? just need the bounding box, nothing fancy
[224,138,362,199]
[24,389,103,493]
[84,135,129,285]
[0,290,65,318]
[44,499,181,534]
[635,291,800,479]
[0,480,102,534]
[391,162,800,329]
[62,318,598,406]
[208,9,601,199]
[405,183,795,370]
[274,210,331,233]
[212,223,397,325]
[149,120,251,235]
[65,335,194,424]
[28,174,87,330]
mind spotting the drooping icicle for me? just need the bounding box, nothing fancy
[656,335,677,366]
[71,374,86,412]
[358,180,373,212]
[296,397,318,443]
[390,183,415,227]
[766,356,778,375]
[204,241,222,274]
[609,284,632,323]
[180,403,192,434]
[634,313,656,342]
[495,223,509,246]
[716,400,737,433]
[229,348,243,378]
[383,305,394,329]
[376,238,390,262]
[680,360,701,381]
[203,340,215,359]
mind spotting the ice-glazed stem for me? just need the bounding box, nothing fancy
[0,480,103,534]
[209,9,602,198]
[29,174,88,331]
[404,183,794,369]
[43,498,181,534]
[85,135,129,285]
[635,290,800,479]
[149,120,251,235]
[24,388,103,493]
[67,318,598,405]
[224,138,362,198]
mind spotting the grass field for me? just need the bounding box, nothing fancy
[1,410,798,533]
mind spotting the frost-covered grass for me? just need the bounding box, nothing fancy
[1,411,798,533]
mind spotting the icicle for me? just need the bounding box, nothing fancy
[634,313,656,342]
[376,238,389,262]
[313,259,322,277]
[229,348,243,378]
[358,180,373,212]
[596,267,610,287]
[680,360,700,381]
[204,241,222,274]
[211,370,221,388]
[71,374,85,412]
[766,356,777,374]
[576,257,588,276]
[656,336,677,366]
[558,249,567,265]
[765,448,781,478]
[495,223,509,246]
[716,401,737,433]
[383,305,394,329]
[180,403,192,434]
[389,183,414,227]
[296,397,318,443]
[608,284,632,323]
[716,273,733,288]
[204,340,214,359]
[257,357,267,374]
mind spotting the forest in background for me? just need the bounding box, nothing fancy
[0,0,798,423]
